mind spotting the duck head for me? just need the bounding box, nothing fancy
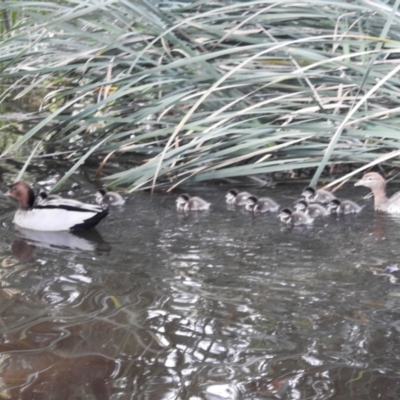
[225,189,239,202]
[278,208,292,223]
[327,198,341,212]
[5,182,35,210]
[301,186,316,200]
[354,172,386,191]
[95,189,107,203]
[38,191,48,201]
[176,194,190,207]
[245,195,258,211]
[294,200,307,212]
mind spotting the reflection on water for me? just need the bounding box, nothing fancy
[1,185,400,398]
[14,228,108,253]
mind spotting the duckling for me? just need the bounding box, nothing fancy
[327,199,363,214]
[245,195,280,213]
[293,199,329,217]
[5,182,109,231]
[37,191,88,207]
[354,172,400,213]
[225,189,252,206]
[278,208,314,226]
[96,189,125,206]
[176,194,210,212]
[37,191,62,205]
[301,186,337,204]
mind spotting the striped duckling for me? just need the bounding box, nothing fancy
[327,199,363,214]
[96,189,125,207]
[244,195,280,213]
[176,194,210,212]
[294,199,329,218]
[278,208,314,226]
[301,186,337,204]
[225,190,253,206]
[37,191,62,205]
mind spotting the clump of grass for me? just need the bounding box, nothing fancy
[1,0,400,191]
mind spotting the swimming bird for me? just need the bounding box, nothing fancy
[95,189,125,206]
[327,199,363,214]
[5,182,109,231]
[278,208,314,226]
[244,195,280,213]
[176,194,210,212]
[225,189,252,206]
[37,191,88,208]
[37,191,62,205]
[354,172,400,213]
[301,186,337,204]
[294,199,329,217]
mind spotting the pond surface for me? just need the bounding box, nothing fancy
[0,180,399,399]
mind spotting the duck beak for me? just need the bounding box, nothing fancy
[354,179,363,187]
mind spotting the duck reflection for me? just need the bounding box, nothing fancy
[13,228,109,253]
[11,239,34,261]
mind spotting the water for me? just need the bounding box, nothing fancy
[0,181,400,399]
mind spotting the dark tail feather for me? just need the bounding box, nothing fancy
[70,208,109,231]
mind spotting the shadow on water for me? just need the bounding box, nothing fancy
[2,183,400,398]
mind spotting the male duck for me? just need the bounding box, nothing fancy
[225,189,253,206]
[278,208,314,226]
[6,182,109,232]
[301,186,337,204]
[294,200,329,217]
[355,172,400,213]
[96,189,125,206]
[176,194,211,212]
[327,199,362,214]
[244,195,280,213]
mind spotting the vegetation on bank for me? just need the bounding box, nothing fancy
[1,0,400,191]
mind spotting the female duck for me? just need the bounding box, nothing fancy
[96,189,125,206]
[245,196,280,213]
[294,200,329,217]
[176,194,210,212]
[301,186,337,204]
[327,199,362,214]
[5,182,109,231]
[225,189,253,206]
[278,208,314,226]
[355,172,400,213]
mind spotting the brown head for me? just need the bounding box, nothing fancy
[354,172,386,193]
[5,182,35,209]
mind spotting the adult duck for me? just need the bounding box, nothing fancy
[354,172,400,213]
[5,182,109,231]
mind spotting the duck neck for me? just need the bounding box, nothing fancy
[371,184,388,208]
